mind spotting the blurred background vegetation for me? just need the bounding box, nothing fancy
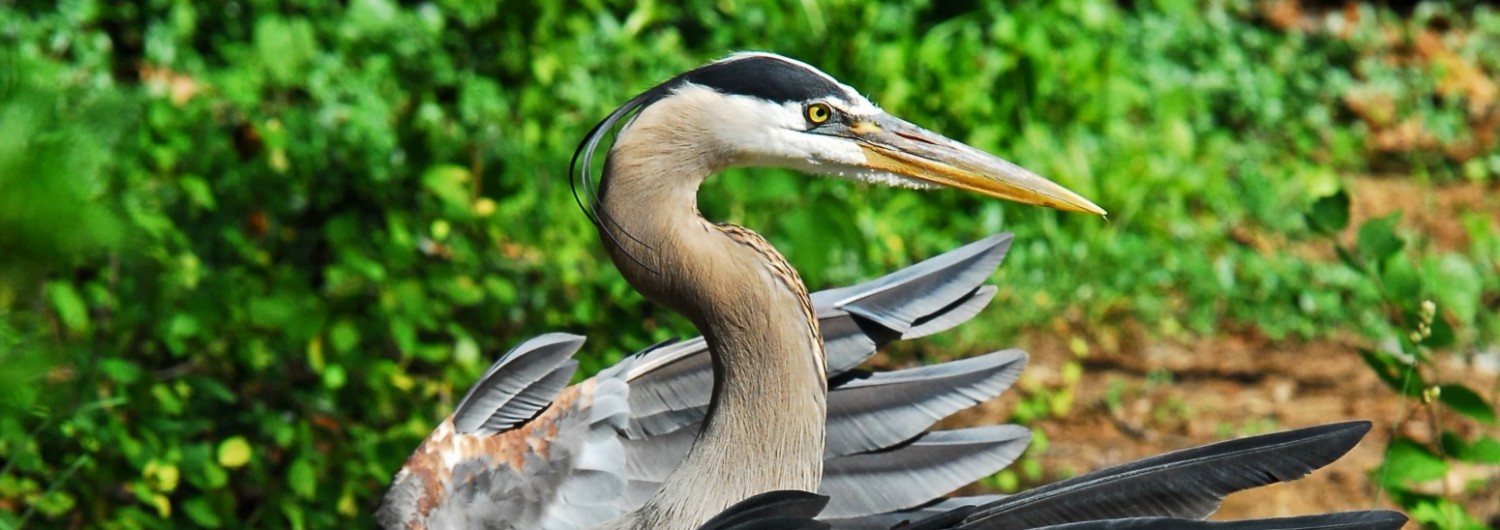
[1,0,1497,528]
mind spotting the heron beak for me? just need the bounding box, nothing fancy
[844,114,1106,215]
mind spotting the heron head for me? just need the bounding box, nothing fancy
[575,52,1105,216]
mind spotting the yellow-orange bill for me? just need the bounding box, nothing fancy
[848,114,1106,216]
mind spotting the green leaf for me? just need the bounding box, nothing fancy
[1460,436,1500,464]
[1356,212,1404,265]
[1431,254,1481,326]
[179,176,217,210]
[1439,430,1468,457]
[254,17,318,86]
[328,320,361,353]
[217,437,252,469]
[193,376,238,404]
[1437,384,1496,424]
[100,358,144,384]
[1408,497,1488,530]
[1306,189,1350,234]
[1380,438,1448,486]
[1440,432,1500,464]
[288,456,316,499]
[322,364,347,390]
[281,500,307,530]
[1424,312,1456,349]
[421,165,473,214]
[248,295,298,328]
[1379,255,1421,305]
[45,281,90,333]
[182,496,223,528]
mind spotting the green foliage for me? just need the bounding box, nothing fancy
[1307,190,1352,235]
[1,1,1496,528]
[1306,190,1497,530]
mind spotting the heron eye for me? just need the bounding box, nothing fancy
[805,103,832,125]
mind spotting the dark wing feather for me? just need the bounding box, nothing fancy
[826,497,1001,530]
[711,424,1399,530]
[1012,511,1409,530]
[696,491,833,530]
[957,422,1373,529]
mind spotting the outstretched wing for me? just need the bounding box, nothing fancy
[955,422,1377,529]
[379,233,1033,529]
[696,423,1407,530]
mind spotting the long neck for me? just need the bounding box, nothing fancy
[595,119,828,530]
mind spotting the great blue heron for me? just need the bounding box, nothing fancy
[377,53,1404,530]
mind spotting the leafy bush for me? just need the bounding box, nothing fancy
[1,1,1495,528]
[1307,191,1498,530]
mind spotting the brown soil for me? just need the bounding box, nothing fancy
[943,176,1500,527]
[974,330,1499,525]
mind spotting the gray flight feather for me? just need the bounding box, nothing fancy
[825,349,1027,457]
[819,425,1032,518]
[533,372,634,529]
[902,285,998,340]
[616,356,1032,513]
[956,422,1374,529]
[451,333,585,435]
[811,234,1012,335]
[621,337,715,438]
[819,235,1013,374]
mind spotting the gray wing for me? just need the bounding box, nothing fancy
[700,423,1406,530]
[818,426,1030,518]
[382,233,1034,528]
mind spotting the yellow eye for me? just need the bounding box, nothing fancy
[805,103,832,124]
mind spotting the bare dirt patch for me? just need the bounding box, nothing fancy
[1347,175,1499,253]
